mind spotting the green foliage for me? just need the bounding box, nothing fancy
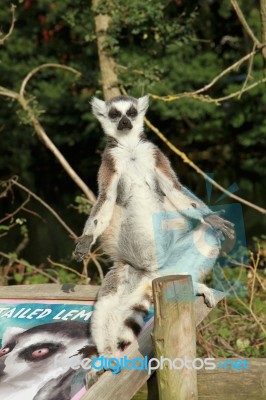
[97,0,196,56]
[96,0,197,87]
[0,225,10,232]
[93,0,266,206]
[197,261,266,358]
[71,195,92,215]
[0,0,265,275]
[0,0,99,184]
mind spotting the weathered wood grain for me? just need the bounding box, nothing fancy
[131,373,158,400]
[81,278,224,400]
[152,275,198,400]
[0,280,229,400]
[132,359,266,400]
[0,284,99,300]
[198,357,266,400]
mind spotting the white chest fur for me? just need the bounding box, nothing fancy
[111,139,156,186]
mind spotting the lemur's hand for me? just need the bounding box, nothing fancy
[204,214,235,240]
[73,235,93,261]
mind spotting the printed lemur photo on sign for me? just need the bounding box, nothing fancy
[0,299,94,400]
[0,298,154,400]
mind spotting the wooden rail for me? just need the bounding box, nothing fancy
[1,281,265,400]
[152,275,198,399]
[137,276,266,400]
[81,279,224,400]
[0,283,99,300]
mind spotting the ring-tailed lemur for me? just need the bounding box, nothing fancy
[73,95,234,359]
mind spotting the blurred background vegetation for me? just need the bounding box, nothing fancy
[0,0,265,359]
[0,0,265,274]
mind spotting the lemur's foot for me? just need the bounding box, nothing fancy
[203,290,216,308]
[73,235,93,261]
[204,214,235,240]
[196,283,216,308]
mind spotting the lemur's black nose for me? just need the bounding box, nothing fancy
[118,116,133,131]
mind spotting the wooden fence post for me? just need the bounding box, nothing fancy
[152,275,198,400]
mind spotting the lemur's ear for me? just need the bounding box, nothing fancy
[138,95,149,114]
[91,97,106,119]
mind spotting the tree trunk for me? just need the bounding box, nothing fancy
[92,0,120,100]
[260,0,266,77]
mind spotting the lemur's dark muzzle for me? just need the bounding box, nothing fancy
[117,116,133,131]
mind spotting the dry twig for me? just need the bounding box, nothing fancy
[9,177,78,239]
[0,63,96,204]
[219,252,266,336]
[260,0,266,76]
[20,63,81,97]
[0,194,30,224]
[47,257,89,282]
[0,251,59,284]
[90,253,104,281]
[144,117,266,215]
[231,0,260,46]
[0,4,16,46]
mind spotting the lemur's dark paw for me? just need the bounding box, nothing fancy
[204,214,235,240]
[73,235,93,261]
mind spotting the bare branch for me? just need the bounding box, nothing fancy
[21,206,45,222]
[150,77,266,105]
[0,194,30,224]
[194,49,259,95]
[47,257,89,281]
[238,43,256,98]
[223,252,266,292]
[219,258,266,336]
[15,235,29,257]
[91,253,104,281]
[17,95,96,204]
[0,4,16,46]
[144,117,266,215]
[10,177,78,239]
[207,77,266,104]
[0,251,59,284]
[249,244,260,308]
[231,0,260,46]
[116,64,147,76]
[260,0,266,76]
[0,86,18,100]
[20,63,81,97]
[16,64,96,203]
[0,63,96,203]
[121,77,266,215]
[150,48,264,104]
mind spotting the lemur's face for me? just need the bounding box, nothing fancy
[91,95,149,139]
[0,322,92,384]
[108,101,137,132]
